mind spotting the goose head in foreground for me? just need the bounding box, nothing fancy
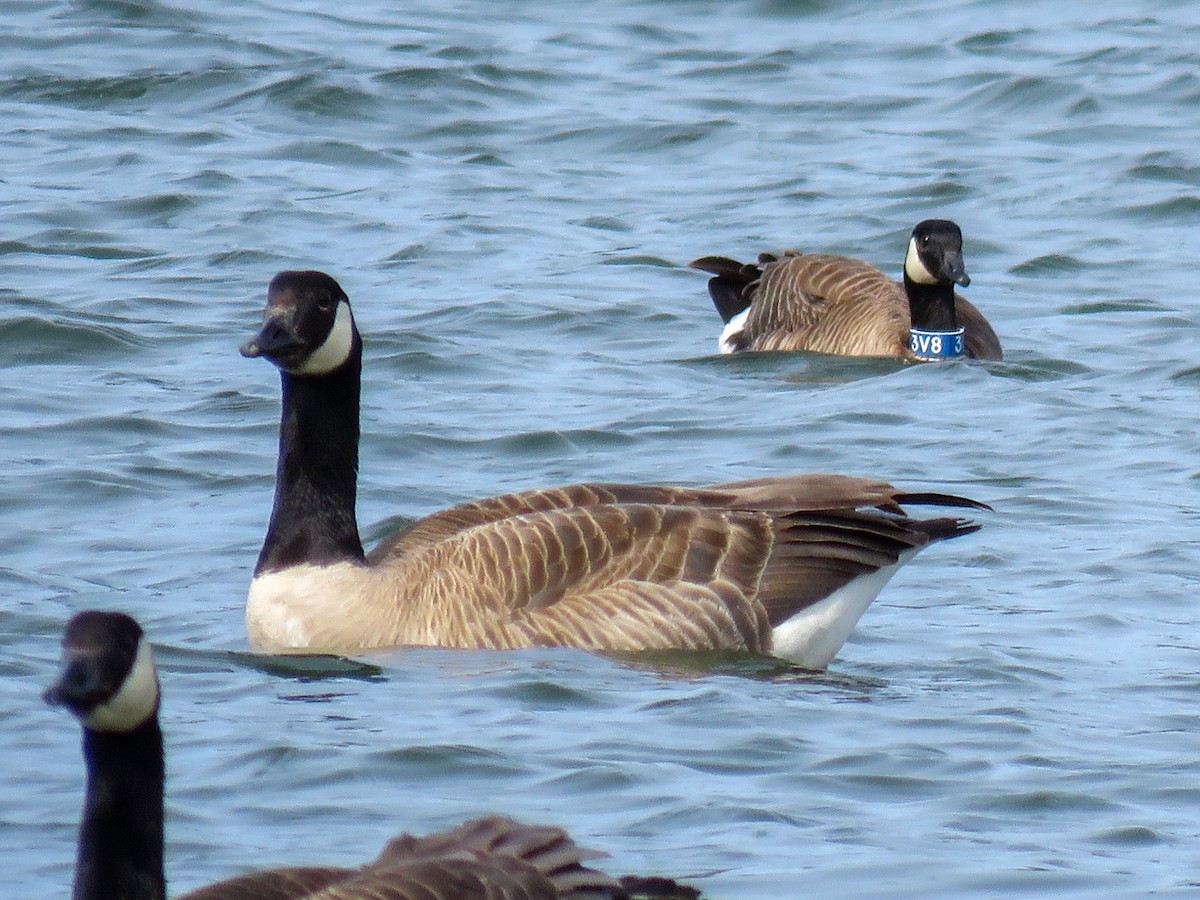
[241,270,990,667]
[690,218,1003,360]
[46,610,700,900]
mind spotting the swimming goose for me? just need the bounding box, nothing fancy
[690,219,1003,360]
[45,610,700,900]
[241,270,989,667]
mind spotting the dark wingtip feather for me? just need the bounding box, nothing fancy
[687,255,744,276]
[907,515,983,543]
[894,492,993,513]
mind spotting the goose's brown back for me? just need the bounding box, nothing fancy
[743,253,910,355]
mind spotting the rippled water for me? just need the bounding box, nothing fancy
[4,1,1200,897]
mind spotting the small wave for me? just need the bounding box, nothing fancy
[1009,253,1088,276]
[1120,195,1200,221]
[0,315,142,363]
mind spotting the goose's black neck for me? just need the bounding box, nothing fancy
[256,350,366,574]
[74,719,165,900]
[903,273,959,332]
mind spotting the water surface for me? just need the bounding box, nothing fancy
[3,1,1200,897]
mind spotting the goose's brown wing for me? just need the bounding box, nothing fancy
[711,474,985,626]
[712,472,988,514]
[753,506,977,627]
[369,475,984,650]
[745,254,910,355]
[369,473,962,562]
[711,473,910,513]
[380,501,777,652]
[369,482,771,563]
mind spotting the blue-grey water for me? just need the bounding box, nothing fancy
[4,1,1200,896]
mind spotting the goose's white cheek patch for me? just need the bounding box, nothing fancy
[903,237,940,285]
[86,638,159,733]
[293,301,355,375]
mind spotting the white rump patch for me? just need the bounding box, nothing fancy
[771,550,918,668]
[86,638,159,732]
[718,308,750,354]
[292,301,355,376]
[903,236,939,285]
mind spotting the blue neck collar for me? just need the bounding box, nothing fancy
[909,327,966,361]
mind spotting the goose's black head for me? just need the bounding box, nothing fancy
[241,270,360,376]
[44,611,159,733]
[904,219,970,288]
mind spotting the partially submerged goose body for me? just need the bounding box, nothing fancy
[691,219,1002,360]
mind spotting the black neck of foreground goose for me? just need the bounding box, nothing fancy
[75,719,167,900]
[257,345,366,574]
[903,272,959,332]
[46,611,167,900]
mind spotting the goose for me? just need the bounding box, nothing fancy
[689,219,1003,360]
[45,609,700,900]
[240,270,990,667]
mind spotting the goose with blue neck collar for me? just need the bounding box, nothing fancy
[690,218,1003,361]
